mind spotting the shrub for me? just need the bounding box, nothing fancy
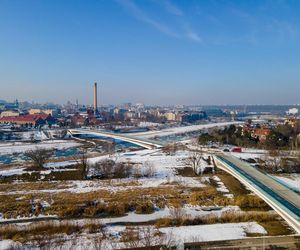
[93,159,115,178]
[92,160,133,179]
[114,162,132,178]
[235,195,270,210]
[143,161,156,177]
[156,211,278,228]
[105,202,127,216]
[135,201,155,214]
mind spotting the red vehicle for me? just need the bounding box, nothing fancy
[231,147,242,153]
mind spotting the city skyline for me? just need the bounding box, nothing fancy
[1,0,300,105]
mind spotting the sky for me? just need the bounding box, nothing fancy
[0,0,300,106]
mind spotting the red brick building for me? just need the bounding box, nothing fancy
[0,114,54,127]
[251,128,271,142]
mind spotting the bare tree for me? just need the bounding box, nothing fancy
[114,161,132,178]
[121,226,140,248]
[162,229,176,248]
[25,148,53,170]
[75,147,90,179]
[169,206,186,222]
[55,129,67,139]
[103,141,116,156]
[91,228,107,250]
[263,150,283,173]
[29,132,35,142]
[139,226,161,248]
[143,161,156,177]
[162,143,179,155]
[133,165,142,178]
[93,159,115,179]
[182,151,203,175]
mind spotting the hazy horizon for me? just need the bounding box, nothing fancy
[1,0,300,105]
[1,96,300,108]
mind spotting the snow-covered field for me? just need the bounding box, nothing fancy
[0,128,279,248]
[0,222,267,250]
[0,222,266,250]
[0,148,231,196]
[0,240,22,250]
[100,205,240,224]
[159,222,267,243]
[212,175,234,198]
[0,167,26,177]
[87,148,214,188]
[17,130,49,141]
[0,140,80,155]
[0,205,240,224]
[0,173,207,196]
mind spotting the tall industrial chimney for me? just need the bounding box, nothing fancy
[93,82,98,114]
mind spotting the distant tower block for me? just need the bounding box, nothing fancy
[93,82,98,114]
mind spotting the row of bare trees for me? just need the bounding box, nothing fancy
[23,146,157,180]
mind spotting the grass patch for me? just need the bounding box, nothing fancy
[156,211,282,228]
[176,167,197,177]
[259,220,294,236]
[217,170,250,196]
[0,221,104,243]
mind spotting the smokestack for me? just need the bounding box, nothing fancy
[93,82,98,114]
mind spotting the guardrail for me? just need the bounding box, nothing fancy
[214,155,300,234]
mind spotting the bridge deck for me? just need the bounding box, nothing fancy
[216,154,300,220]
[69,129,165,148]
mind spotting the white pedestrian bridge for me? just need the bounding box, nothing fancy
[68,121,242,149]
[68,128,164,149]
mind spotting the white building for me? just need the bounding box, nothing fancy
[0,110,20,118]
[287,108,299,116]
[165,112,177,121]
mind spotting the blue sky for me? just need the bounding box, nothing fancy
[0,0,300,105]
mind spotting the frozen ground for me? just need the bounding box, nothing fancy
[44,160,78,169]
[0,165,78,177]
[88,148,212,175]
[0,140,80,155]
[212,175,234,198]
[158,222,267,243]
[0,222,267,250]
[0,148,231,196]
[0,175,207,196]
[101,205,240,224]
[0,167,26,177]
[0,205,239,224]
[0,240,22,250]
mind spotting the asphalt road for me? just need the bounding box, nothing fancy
[217,154,300,221]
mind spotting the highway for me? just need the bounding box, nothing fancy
[215,154,300,233]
